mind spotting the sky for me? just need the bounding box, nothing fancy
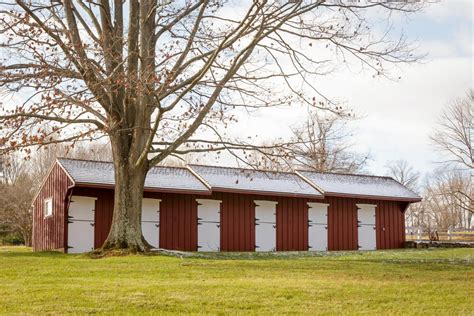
[1,1,472,178]
[225,0,473,176]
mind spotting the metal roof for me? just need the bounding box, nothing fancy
[58,158,211,194]
[188,165,323,198]
[297,170,421,201]
[57,158,420,201]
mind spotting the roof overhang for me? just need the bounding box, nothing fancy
[210,187,324,199]
[73,182,212,195]
[324,191,422,203]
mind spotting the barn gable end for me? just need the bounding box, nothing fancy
[32,161,74,251]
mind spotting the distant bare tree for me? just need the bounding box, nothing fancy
[385,160,420,192]
[431,91,473,170]
[0,153,24,185]
[251,111,369,173]
[290,112,369,173]
[385,159,420,231]
[0,166,33,245]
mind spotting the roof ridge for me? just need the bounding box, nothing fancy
[188,163,297,175]
[297,169,397,181]
[58,157,113,163]
[58,157,189,170]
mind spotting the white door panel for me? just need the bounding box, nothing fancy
[142,199,161,221]
[197,199,221,252]
[198,222,220,251]
[255,223,276,251]
[142,198,161,248]
[357,204,377,250]
[357,204,376,225]
[197,199,221,222]
[68,196,96,253]
[358,225,376,250]
[255,200,277,223]
[308,203,328,225]
[255,200,277,251]
[308,203,329,251]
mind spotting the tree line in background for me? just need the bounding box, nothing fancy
[387,91,473,232]
[0,90,471,245]
[0,143,112,245]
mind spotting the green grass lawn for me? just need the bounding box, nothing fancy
[0,247,473,314]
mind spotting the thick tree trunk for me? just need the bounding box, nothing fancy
[102,147,150,252]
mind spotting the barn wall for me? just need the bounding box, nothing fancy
[71,187,114,249]
[217,192,255,251]
[324,196,358,251]
[32,163,73,251]
[323,196,407,251]
[275,197,309,251]
[158,193,198,251]
[61,188,408,252]
[216,193,309,251]
[69,188,200,251]
[376,200,407,249]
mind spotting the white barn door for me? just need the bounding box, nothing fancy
[255,200,277,252]
[357,204,377,250]
[197,199,221,252]
[308,203,329,251]
[142,198,161,249]
[67,196,96,253]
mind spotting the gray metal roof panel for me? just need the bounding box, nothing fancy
[189,165,323,198]
[58,158,210,193]
[297,170,421,200]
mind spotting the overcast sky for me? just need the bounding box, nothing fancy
[225,0,473,176]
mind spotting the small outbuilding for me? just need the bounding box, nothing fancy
[32,158,421,253]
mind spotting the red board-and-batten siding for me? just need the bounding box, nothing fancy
[32,163,73,251]
[32,162,408,252]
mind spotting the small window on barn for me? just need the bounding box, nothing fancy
[44,198,53,218]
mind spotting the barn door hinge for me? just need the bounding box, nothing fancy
[90,223,94,227]
[155,224,159,227]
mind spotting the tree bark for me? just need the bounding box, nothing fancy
[102,137,150,252]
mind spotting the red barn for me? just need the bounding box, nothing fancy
[32,158,421,253]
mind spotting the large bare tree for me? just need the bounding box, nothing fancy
[0,1,421,251]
